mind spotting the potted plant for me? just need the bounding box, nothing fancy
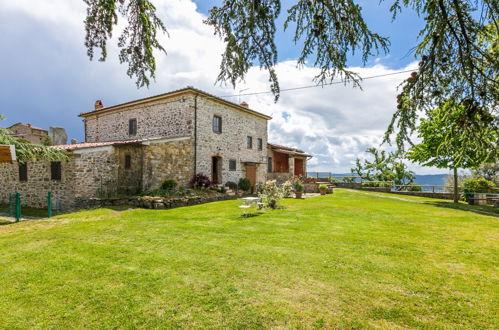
[318,184,328,195]
[294,181,304,199]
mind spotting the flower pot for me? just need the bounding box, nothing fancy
[295,191,303,199]
[319,189,326,195]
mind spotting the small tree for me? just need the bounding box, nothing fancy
[407,101,497,203]
[351,147,415,187]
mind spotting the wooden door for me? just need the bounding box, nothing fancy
[245,164,257,187]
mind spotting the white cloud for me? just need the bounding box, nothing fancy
[0,0,448,175]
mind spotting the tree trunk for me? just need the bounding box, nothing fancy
[453,167,459,203]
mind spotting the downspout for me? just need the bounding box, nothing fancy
[193,94,199,176]
[83,118,87,142]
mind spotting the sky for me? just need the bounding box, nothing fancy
[0,0,450,174]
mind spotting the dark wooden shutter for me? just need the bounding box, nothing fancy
[19,163,28,181]
[129,119,137,135]
[125,155,132,169]
[51,161,61,180]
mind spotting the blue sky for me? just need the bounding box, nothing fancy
[0,0,447,174]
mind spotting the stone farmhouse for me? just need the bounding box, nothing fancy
[0,87,311,210]
[7,123,49,145]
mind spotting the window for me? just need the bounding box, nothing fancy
[19,163,28,182]
[129,118,137,136]
[51,161,61,180]
[213,116,222,133]
[267,157,273,173]
[229,159,237,171]
[247,136,253,149]
[125,154,132,169]
[258,138,263,150]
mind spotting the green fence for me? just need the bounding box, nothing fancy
[1,192,54,222]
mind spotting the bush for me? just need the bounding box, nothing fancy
[362,181,392,188]
[329,177,340,183]
[257,180,284,209]
[282,181,294,197]
[318,184,328,191]
[238,178,251,192]
[190,173,212,189]
[225,181,238,191]
[294,181,304,192]
[406,185,422,192]
[161,179,178,191]
[461,177,495,197]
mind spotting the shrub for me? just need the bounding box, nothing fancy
[225,181,238,191]
[161,179,178,191]
[461,177,495,197]
[258,180,284,209]
[190,173,212,189]
[294,181,304,192]
[329,177,340,183]
[318,184,328,191]
[406,185,422,192]
[282,181,294,197]
[342,176,355,183]
[238,178,251,192]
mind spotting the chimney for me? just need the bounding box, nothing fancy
[94,100,103,110]
[240,101,249,108]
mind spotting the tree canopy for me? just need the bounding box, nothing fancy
[83,0,498,154]
[351,147,416,187]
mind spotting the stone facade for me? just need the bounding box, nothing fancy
[83,95,194,143]
[7,123,49,144]
[194,97,268,185]
[81,88,271,186]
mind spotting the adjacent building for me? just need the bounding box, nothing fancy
[7,123,49,144]
[0,87,312,210]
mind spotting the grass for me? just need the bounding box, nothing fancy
[0,189,497,328]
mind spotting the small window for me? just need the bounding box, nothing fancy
[267,157,272,173]
[19,163,28,182]
[129,118,137,136]
[51,161,61,180]
[213,116,222,133]
[258,138,263,151]
[247,136,253,149]
[125,154,132,169]
[229,159,237,171]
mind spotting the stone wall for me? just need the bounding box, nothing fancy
[141,137,194,191]
[267,172,293,183]
[117,145,143,195]
[83,95,194,142]
[0,147,121,210]
[0,160,75,209]
[195,97,268,185]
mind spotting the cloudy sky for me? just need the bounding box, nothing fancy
[0,0,448,174]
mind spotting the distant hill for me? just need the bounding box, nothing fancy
[309,172,448,186]
[413,174,448,186]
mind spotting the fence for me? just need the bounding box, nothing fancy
[0,192,54,222]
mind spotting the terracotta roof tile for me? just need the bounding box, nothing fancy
[52,135,190,151]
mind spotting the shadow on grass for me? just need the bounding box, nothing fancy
[238,212,264,219]
[423,201,498,217]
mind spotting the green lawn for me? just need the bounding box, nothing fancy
[0,189,497,328]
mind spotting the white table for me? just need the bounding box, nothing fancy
[241,197,259,206]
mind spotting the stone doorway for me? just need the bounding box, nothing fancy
[211,156,222,184]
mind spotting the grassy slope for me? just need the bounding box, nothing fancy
[0,189,497,329]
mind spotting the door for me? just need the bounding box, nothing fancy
[212,157,219,184]
[245,164,257,187]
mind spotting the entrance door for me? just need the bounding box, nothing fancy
[245,164,257,187]
[212,157,220,184]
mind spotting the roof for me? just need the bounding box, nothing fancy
[52,135,190,151]
[8,123,47,131]
[268,142,312,158]
[79,86,272,120]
